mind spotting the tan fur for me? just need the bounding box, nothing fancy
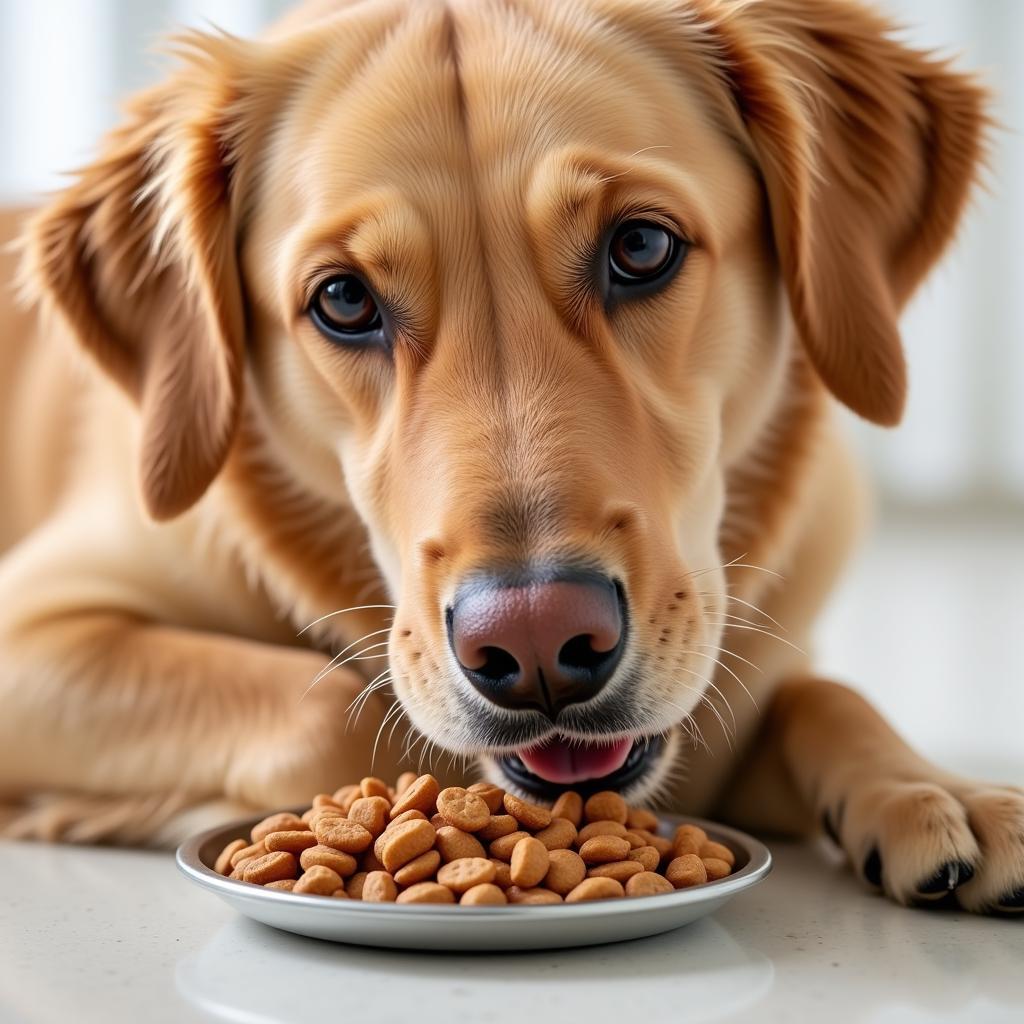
[1,0,1019,912]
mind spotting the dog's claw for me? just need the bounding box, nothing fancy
[821,808,840,845]
[863,847,883,888]
[917,860,974,896]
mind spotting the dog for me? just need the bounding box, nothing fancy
[1,0,1020,913]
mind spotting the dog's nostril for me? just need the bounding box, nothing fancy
[471,645,520,683]
[558,633,612,672]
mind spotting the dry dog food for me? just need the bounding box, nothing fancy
[214,773,736,905]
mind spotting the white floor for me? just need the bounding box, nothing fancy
[1,517,1022,1024]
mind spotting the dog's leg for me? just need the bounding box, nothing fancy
[724,677,1024,914]
[0,610,403,843]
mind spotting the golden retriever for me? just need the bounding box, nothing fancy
[1,0,1021,914]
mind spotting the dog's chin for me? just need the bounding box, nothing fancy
[479,730,681,805]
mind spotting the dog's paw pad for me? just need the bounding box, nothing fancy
[862,847,883,888]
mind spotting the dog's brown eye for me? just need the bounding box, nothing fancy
[310,275,382,339]
[608,221,680,284]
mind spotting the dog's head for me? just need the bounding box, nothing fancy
[24,0,986,799]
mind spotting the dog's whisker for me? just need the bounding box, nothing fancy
[706,621,806,655]
[300,639,392,703]
[684,648,760,712]
[691,642,764,676]
[308,628,393,687]
[297,604,396,637]
[370,699,404,773]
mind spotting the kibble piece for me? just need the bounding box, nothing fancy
[699,841,736,867]
[332,783,360,807]
[346,871,368,898]
[300,845,358,877]
[587,860,644,883]
[386,809,428,830]
[503,793,552,831]
[362,871,399,902]
[510,837,550,888]
[436,787,492,832]
[584,790,628,826]
[265,830,317,854]
[393,849,442,887]
[436,826,487,862]
[671,824,707,857]
[362,846,386,873]
[647,834,673,859]
[702,857,732,881]
[314,817,374,854]
[533,818,577,851]
[293,864,343,895]
[215,839,246,876]
[377,818,437,872]
[625,871,675,897]
[308,807,346,832]
[430,813,447,829]
[229,857,258,879]
[330,888,349,899]
[437,857,496,893]
[623,831,646,850]
[461,883,508,905]
[466,782,505,814]
[231,840,267,868]
[360,776,391,800]
[395,771,418,795]
[252,812,305,843]
[544,849,587,895]
[348,796,390,838]
[389,774,440,819]
[579,835,632,864]
[396,882,456,905]
[300,808,317,825]
[550,791,583,828]
[565,877,625,902]
[478,814,519,841]
[506,886,563,905]
[312,793,344,810]
[489,858,513,888]
[243,851,297,885]
[264,879,296,892]
[626,807,660,832]
[628,845,661,872]
[577,820,629,844]
[666,854,708,889]
[488,830,531,862]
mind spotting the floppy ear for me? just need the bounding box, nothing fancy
[21,34,252,519]
[698,0,989,425]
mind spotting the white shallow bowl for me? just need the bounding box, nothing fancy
[177,812,771,951]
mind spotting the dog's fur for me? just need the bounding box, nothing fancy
[1,0,1021,911]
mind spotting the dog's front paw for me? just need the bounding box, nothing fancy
[822,778,1024,915]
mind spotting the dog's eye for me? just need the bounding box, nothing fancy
[310,275,383,341]
[608,221,682,286]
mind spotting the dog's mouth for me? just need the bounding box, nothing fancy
[497,733,664,799]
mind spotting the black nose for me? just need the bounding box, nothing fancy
[447,568,626,717]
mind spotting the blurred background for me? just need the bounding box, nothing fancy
[1,0,1021,774]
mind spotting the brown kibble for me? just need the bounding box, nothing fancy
[489,858,513,888]
[666,854,708,889]
[348,796,390,838]
[488,830,531,862]
[430,813,447,829]
[478,814,519,841]
[362,871,399,902]
[300,845,358,877]
[626,807,660,832]
[550,791,583,828]
[252,812,305,843]
[264,879,296,891]
[293,864,343,895]
[393,849,442,887]
[437,857,496,893]
[544,849,587,895]
[565,877,625,902]
[376,818,436,872]
[243,851,297,885]
[510,837,550,888]
[579,835,631,864]
[648,834,672,859]
[584,791,628,825]
[361,846,386,873]
[264,830,317,854]
[533,817,578,851]
[435,826,486,862]
[436,787,492,832]
[700,841,736,867]
[229,857,257,879]
[360,776,391,800]
[628,845,661,872]
[503,792,553,830]
[396,882,456,905]
[215,839,246,875]
[626,871,675,897]
[300,808,316,825]
[312,793,344,810]
[395,771,418,795]
[577,820,629,844]
[702,857,732,881]
[461,883,508,905]
[466,782,505,814]
[623,831,646,849]
[506,886,563,905]
[332,783,360,807]
[587,859,644,883]
[346,871,368,898]
[389,774,440,819]
[231,840,267,868]
[330,888,348,899]
[313,816,374,854]
[671,824,707,857]
[386,809,428,830]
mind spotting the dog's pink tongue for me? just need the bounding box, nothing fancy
[518,737,633,784]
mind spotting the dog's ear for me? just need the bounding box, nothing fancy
[696,0,989,425]
[21,34,254,519]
